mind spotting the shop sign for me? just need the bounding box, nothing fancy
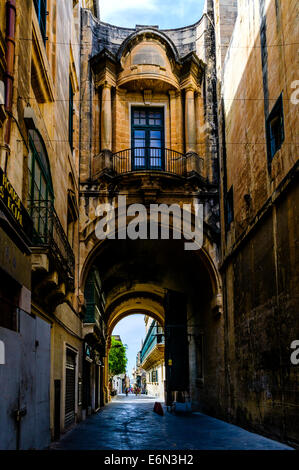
[0,227,31,288]
[0,168,32,241]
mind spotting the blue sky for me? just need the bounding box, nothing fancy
[100,0,205,29]
[112,314,146,379]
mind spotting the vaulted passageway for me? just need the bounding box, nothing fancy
[81,236,225,416]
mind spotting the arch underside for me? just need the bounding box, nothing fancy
[81,237,220,334]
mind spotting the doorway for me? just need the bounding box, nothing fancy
[65,348,76,428]
[131,107,165,170]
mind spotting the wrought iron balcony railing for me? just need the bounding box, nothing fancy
[28,200,75,281]
[140,321,165,364]
[112,148,190,176]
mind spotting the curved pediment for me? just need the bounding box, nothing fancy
[117,28,180,64]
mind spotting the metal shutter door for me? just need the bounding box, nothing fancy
[65,349,76,428]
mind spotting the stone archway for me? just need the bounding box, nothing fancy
[104,295,166,403]
[80,232,223,411]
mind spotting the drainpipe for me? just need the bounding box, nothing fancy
[4,0,16,171]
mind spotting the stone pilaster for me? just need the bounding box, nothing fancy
[169,90,177,151]
[101,83,112,151]
[185,87,196,153]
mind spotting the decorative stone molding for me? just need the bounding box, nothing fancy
[90,49,117,90]
[92,150,113,179]
[185,151,203,174]
[143,89,152,105]
[211,293,223,319]
[31,252,50,272]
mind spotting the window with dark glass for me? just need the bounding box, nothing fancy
[266,93,284,161]
[156,324,164,344]
[67,190,78,249]
[67,209,75,249]
[226,186,234,230]
[0,270,21,332]
[28,130,54,239]
[151,370,158,383]
[69,78,74,152]
[131,107,164,170]
[33,0,48,44]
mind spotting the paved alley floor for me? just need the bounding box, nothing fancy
[51,394,293,450]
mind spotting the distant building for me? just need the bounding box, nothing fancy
[111,335,122,343]
[124,374,130,391]
[132,352,147,393]
[110,336,129,394]
[140,317,165,399]
[112,373,125,394]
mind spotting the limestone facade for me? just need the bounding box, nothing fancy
[0,0,99,448]
[0,0,298,449]
[216,0,299,446]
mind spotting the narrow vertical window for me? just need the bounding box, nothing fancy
[33,0,48,44]
[266,93,284,161]
[69,78,74,152]
[28,130,54,240]
[226,186,234,230]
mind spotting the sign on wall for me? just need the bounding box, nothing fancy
[0,168,32,242]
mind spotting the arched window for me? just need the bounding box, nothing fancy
[28,130,54,236]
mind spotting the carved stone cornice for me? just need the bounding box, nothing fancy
[180,51,205,89]
[90,48,118,89]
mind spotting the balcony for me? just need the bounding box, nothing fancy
[84,268,106,347]
[83,303,106,344]
[92,148,203,180]
[140,321,165,369]
[29,201,75,309]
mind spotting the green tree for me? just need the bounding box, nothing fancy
[108,337,128,379]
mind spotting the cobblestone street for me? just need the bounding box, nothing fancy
[51,395,293,450]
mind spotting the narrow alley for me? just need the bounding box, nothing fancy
[0,0,298,454]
